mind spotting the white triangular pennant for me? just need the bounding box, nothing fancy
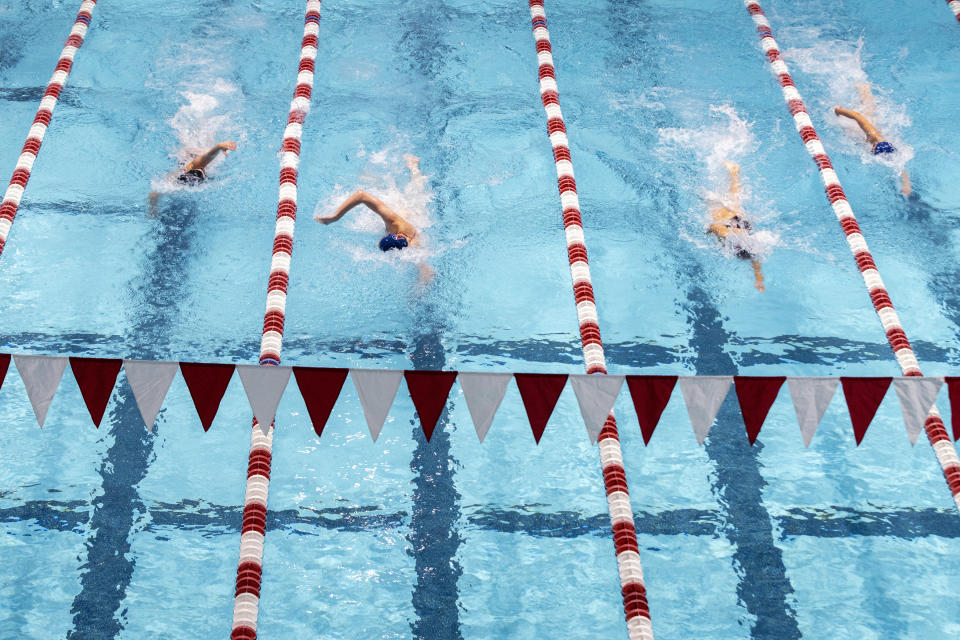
[237,365,292,430]
[14,355,68,428]
[350,369,403,441]
[678,376,732,444]
[570,374,624,443]
[458,372,512,442]
[123,360,178,429]
[787,377,839,447]
[893,377,943,446]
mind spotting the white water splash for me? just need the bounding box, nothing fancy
[658,105,780,260]
[785,34,914,173]
[314,140,437,268]
[151,79,242,194]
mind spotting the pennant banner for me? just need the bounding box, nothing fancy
[237,365,292,430]
[351,369,403,441]
[0,354,9,394]
[458,372,512,442]
[405,370,457,442]
[625,375,677,445]
[70,357,123,428]
[788,377,839,447]
[841,377,892,445]
[570,374,623,443]
[15,355,68,428]
[293,367,348,438]
[0,353,954,449]
[123,360,178,429]
[893,377,943,446]
[735,376,785,445]
[946,377,960,442]
[678,376,732,445]
[515,373,568,444]
[180,362,236,431]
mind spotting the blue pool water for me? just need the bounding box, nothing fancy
[1,0,960,638]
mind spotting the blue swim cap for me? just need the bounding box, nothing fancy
[379,234,409,252]
[873,141,896,155]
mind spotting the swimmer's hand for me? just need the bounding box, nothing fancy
[314,214,335,225]
[218,141,237,156]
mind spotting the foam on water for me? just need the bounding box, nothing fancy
[150,78,243,194]
[658,105,780,260]
[314,142,436,269]
[785,33,914,174]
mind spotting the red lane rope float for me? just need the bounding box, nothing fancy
[742,0,960,511]
[526,3,653,638]
[0,0,97,258]
[230,2,321,639]
[949,1,960,23]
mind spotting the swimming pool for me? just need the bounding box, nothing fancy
[1,0,960,638]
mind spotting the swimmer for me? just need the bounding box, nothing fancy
[316,154,434,283]
[707,162,765,292]
[834,84,910,195]
[148,141,237,215]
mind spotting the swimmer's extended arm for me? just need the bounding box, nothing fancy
[834,107,884,145]
[901,169,911,197]
[317,190,403,226]
[185,141,237,172]
[752,260,765,293]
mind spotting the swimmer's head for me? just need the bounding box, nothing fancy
[735,247,755,261]
[379,233,409,252]
[873,141,896,155]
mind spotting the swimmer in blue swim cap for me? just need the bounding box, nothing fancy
[707,162,765,292]
[834,85,910,195]
[317,156,435,284]
[317,189,420,251]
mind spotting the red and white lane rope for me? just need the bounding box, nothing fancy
[948,0,960,23]
[0,0,97,258]
[743,0,960,511]
[231,2,321,639]
[527,2,653,638]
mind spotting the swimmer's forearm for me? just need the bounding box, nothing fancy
[318,191,369,223]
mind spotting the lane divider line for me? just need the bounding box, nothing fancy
[0,0,98,258]
[230,2,321,639]
[526,2,653,638]
[948,0,960,23]
[742,0,960,512]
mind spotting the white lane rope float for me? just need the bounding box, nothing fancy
[948,0,960,23]
[0,0,98,258]
[742,0,960,511]
[230,2,321,639]
[526,2,654,638]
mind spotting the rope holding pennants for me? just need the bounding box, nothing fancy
[1,354,958,448]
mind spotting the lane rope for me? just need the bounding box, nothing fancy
[230,2,321,639]
[948,0,960,22]
[0,0,98,258]
[742,0,960,511]
[526,2,653,638]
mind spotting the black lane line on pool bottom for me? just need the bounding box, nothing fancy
[600,150,802,639]
[6,500,959,541]
[66,196,201,640]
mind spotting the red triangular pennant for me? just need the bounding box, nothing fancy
[625,375,677,445]
[69,357,123,427]
[0,354,9,392]
[946,377,960,441]
[840,377,892,445]
[405,370,457,441]
[735,376,785,445]
[514,373,568,444]
[293,367,348,437]
[179,362,235,431]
